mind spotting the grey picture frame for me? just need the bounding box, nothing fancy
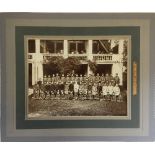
[0,13,155,141]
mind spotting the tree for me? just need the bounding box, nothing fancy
[46,56,65,74]
[87,60,97,74]
[62,57,81,75]
[45,56,81,75]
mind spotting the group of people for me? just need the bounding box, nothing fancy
[32,73,121,101]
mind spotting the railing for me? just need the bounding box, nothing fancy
[28,53,123,63]
[42,53,63,57]
[42,53,64,63]
[93,54,122,63]
[68,54,88,61]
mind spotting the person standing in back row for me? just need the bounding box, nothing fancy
[74,81,79,99]
[114,73,120,85]
[97,82,102,99]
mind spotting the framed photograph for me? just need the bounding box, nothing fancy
[1,13,155,141]
[26,35,130,120]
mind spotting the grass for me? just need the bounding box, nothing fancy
[28,97,127,118]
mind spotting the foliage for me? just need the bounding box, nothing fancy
[46,56,81,75]
[46,56,65,74]
[87,60,97,73]
[62,57,81,75]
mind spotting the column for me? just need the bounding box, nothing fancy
[87,40,93,75]
[35,39,40,54]
[34,39,43,82]
[118,40,124,54]
[87,40,93,60]
[63,40,68,58]
[32,62,36,85]
[36,63,43,81]
[42,40,46,53]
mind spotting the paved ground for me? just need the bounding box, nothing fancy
[28,98,127,118]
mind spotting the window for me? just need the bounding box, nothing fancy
[28,40,35,53]
[41,40,64,54]
[68,40,86,54]
[93,40,111,54]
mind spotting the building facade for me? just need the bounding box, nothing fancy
[27,38,127,87]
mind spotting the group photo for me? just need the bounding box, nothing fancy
[32,73,122,102]
[27,37,128,118]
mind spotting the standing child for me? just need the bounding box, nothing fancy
[92,83,97,100]
[106,83,110,101]
[87,82,92,100]
[102,83,107,100]
[64,83,69,99]
[97,82,102,100]
[32,82,39,99]
[53,81,58,99]
[83,83,88,100]
[50,82,55,100]
[113,84,120,102]
[65,74,70,99]
[108,82,114,101]
[68,81,74,100]
[74,81,79,100]
[78,83,83,100]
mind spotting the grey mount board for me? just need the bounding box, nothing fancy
[0,13,155,141]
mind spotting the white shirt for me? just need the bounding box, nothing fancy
[102,86,107,95]
[113,86,120,96]
[74,83,79,93]
[108,85,114,95]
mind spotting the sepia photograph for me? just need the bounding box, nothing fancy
[26,36,130,120]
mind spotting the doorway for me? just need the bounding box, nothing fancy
[96,64,112,75]
[28,63,32,87]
